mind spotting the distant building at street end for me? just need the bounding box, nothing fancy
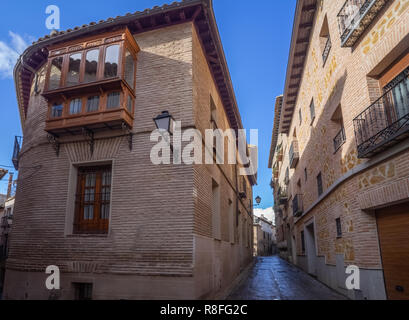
[253,215,275,256]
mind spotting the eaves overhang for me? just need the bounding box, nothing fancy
[279,0,317,134]
[268,95,283,169]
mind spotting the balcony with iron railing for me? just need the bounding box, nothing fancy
[292,194,304,217]
[273,164,279,179]
[337,0,390,47]
[289,140,299,169]
[1,217,7,229]
[334,126,346,153]
[277,148,283,162]
[12,136,22,171]
[353,68,409,158]
[284,167,290,185]
[278,188,288,205]
[1,214,12,229]
[322,37,332,65]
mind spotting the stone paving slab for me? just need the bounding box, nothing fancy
[227,256,347,300]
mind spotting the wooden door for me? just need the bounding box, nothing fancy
[376,203,409,300]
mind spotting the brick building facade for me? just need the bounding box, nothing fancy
[270,0,409,300]
[3,0,255,300]
[253,215,275,256]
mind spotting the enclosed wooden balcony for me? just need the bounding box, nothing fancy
[42,28,139,136]
[45,90,135,136]
[337,0,390,47]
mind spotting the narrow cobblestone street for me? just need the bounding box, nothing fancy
[228,256,347,300]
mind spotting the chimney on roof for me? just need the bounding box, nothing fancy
[7,172,14,199]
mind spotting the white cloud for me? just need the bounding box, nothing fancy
[0,31,29,78]
[254,207,275,225]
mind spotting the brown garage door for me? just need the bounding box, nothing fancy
[376,203,409,300]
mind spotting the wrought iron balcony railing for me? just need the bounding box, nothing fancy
[12,136,22,171]
[292,194,304,217]
[273,163,279,179]
[353,68,409,158]
[289,140,299,169]
[337,0,390,47]
[322,37,332,65]
[278,188,288,205]
[334,126,346,153]
[284,167,290,185]
[277,148,283,162]
[1,217,7,229]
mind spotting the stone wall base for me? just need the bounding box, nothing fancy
[296,256,386,300]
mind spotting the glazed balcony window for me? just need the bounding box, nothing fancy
[67,53,82,86]
[43,28,140,135]
[104,45,120,79]
[84,49,99,83]
[48,57,63,90]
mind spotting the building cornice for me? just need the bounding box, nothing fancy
[279,0,317,134]
[268,95,283,169]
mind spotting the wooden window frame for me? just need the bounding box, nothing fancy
[336,217,342,238]
[44,29,139,93]
[74,165,112,235]
[46,89,133,118]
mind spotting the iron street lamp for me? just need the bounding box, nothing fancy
[254,196,262,207]
[153,111,175,135]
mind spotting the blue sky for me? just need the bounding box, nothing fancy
[0,0,296,210]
